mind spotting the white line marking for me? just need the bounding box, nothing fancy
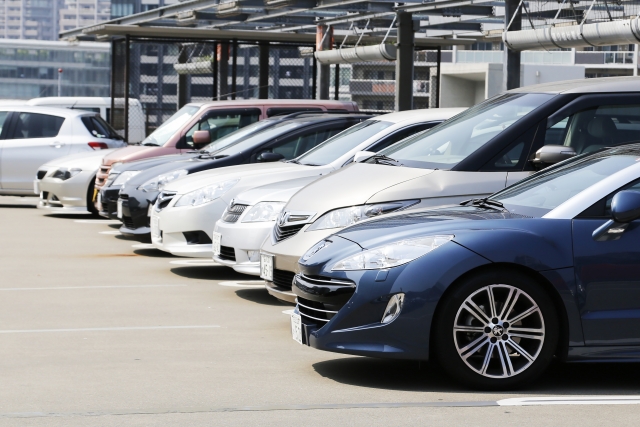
[0,284,187,291]
[0,325,220,334]
[498,396,640,406]
[218,281,265,288]
[99,230,121,235]
[132,243,156,249]
[282,309,294,315]
[169,259,219,266]
[74,219,121,224]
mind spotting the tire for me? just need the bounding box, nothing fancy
[85,176,99,216]
[433,269,559,390]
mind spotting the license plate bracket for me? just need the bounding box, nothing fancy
[260,254,274,281]
[117,199,123,219]
[212,232,222,257]
[291,312,303,345]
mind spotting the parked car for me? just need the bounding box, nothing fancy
[260,76,640,302]
[291,143,640,389]
[212,108,465,275]
[0,106,125,196]
[36,149,117,214]
[93,99,358,211]
[134,113,370,255]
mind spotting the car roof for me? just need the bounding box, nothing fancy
[266,113,371,125]
[374,108,466,124]
[187,99,356,108]
[26,97,142,106]
[0,106,96,117]
[510,76,640,94]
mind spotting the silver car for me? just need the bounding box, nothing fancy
[260,76,640,302]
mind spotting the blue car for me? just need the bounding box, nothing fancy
[291,144,640,389]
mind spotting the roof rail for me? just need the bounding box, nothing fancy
[274,110,377,119]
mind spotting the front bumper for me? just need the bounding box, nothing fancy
[37,172,93,213]
[260,227,342,302]
[97,186,121,219]
[212,219,274,276]
[151,198,227,258]
[118,189,159,235]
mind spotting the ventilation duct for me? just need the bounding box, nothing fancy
[315,44,396,64]
[503,18,640,51]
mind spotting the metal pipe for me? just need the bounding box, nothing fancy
[436,46,441,108]
[334,64,339,100]
[124,34,130,143]
[259,41,269,99]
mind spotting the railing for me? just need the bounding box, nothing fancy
[455,50,573,65]
[349,79,429,96]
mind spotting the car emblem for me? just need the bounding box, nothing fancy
[278,212,287,226]
[492,325,504,337]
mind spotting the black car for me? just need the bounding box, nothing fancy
[114,113,371,234]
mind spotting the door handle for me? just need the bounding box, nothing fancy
[50,141,64,148]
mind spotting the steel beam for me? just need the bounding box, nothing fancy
[395,11,414,112]
[503,0,521,91]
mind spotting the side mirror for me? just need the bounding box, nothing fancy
[257,152,285,162]
[592,190,640,241]
[353,150,375,163]
[192,130,211,145]
[532,145,576,166]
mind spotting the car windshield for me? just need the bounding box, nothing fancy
[212,121,303,157]
[202,120,277,154]
[371,93,555,169]
[296,120,393,166]
[492,154,640,217]
[140,104,200,146]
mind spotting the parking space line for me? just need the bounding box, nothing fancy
[0,325,220,334]
[219,281,265,288]
[169,260,219,266]
[0,284,187,291]
[132,243,156,249]
[98,230,121,235]
[498,396,640,406]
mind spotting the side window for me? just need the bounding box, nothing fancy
[183,109,260,148]
[0,111,9,137]
[368,123,436,152]
[578,178,640,218]
[266,107,322,117]
[542,104,640,155]
[481,124,539,171]
[11,113,64,139]
[260,127,343,160]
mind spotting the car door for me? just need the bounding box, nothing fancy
[250,121,351,163]
[0,112,68,190]
[573,178,640,346]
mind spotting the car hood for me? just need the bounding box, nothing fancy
[284,162,434,212]
[41,148,117,171]
[102,145,176,165]
[234,175,320,205]
[163,162,327,195]
[113,153,199,174]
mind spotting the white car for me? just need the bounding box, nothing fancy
[36,149,117,214]
[151,108,464,258]
[0,106,125,196]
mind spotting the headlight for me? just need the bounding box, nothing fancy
[138,169,188,192]
[307,200,419,231]
[331,235,453,271]
[51,168,82,180]
[241,202,286,223]
[175,179,238,207]
[110,170,140,187]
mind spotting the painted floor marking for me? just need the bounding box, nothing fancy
[169,259,219,266]
[131,243,156,249]
[74,219,121,224]
[498,396,640,406]
[0,284,187,291]
[218,281,265,288]
[282,309,295,315]
[0,325,220,334]
[98,230,121,235]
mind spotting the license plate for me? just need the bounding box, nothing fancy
[291,312,303,345]
[117,199,123,218]
[260,254,274,281]
[151,215,160,239]
[33,180,40,195]
[212,232,222,257]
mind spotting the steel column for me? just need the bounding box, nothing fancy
[212,42,218,100]
[177,44,189,108]
[258,41,269,99]
[395,11,415,111]
[503,0,521,91]
[316,25,332,100]
[124,34,130,143]
[334,63,340,100]
[231,39,238,100]
[219,42,229,100]
[436,46,441,108]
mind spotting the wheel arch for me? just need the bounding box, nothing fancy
[429,262,570,362]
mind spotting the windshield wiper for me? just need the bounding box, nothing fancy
[460,197,505,211]
[198,153,229,160]
[287,159,300,164]
[369,154,403,166]
[142,142,160,146]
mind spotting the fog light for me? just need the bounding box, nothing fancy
[381,293,404,324]
[247,250,260,262]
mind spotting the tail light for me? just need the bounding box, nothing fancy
[88,142,109,150]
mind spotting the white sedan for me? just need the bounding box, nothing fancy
[151,108,464,258]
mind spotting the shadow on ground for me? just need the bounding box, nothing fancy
[115,234,152,243]
[133,248,174,257]
[235,288,290,306]
[312,357,640,395]
[0,204,37,209]
[170,265,250,281]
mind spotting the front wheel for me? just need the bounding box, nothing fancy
[433,269,558,390]
[86,175,99,216]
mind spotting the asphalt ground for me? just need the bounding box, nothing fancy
[1,195,640,426]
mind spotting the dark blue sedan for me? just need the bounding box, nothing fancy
[291,144,640,389]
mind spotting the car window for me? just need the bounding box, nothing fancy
[541,105,640,155]
[481,123,539,171]
[0,111,8,136]
[264,126,344,160]
[81,116,120,139]
[184,109,261,149]
[12,113,64,139]
[213,121,303,157]
[367,123,438,152]
[201,120,277,154]
[140,104,199,146]
[372,93,555,170]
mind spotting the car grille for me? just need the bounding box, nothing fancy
[36,170,47,180]
[294,274,356,323]
[271,269,296,290]
[222,203,248,223]
[297,297,339,323]
[157,191,177,211]
[273,223,305,243]
[122,215,135,229]
[119,193,129,200]
[219,245,236,261]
